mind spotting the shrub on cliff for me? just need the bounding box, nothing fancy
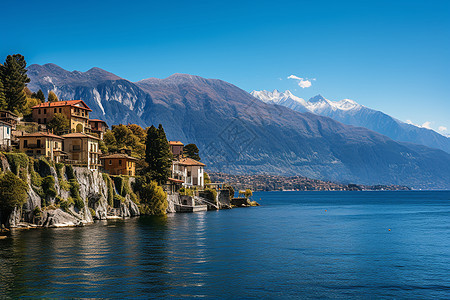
[102,173,114,207]
[4,152,29,177]
[0,171,28,218]
[136,179,167,215]
[42,176,57,200]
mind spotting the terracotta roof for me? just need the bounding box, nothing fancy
[178,157,206,166]
[100,153,139,160]
[89,119,108,124]
[31,100,92,111]
[18,132,64,139]
[169,141,184,146]
[168,177,184,183]
[61,132,100,140]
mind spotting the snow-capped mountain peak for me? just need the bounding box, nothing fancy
[250,90,309,112]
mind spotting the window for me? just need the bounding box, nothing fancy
[6,127,9,134]
[44,109,46,114]
[119,160,122,165]
[38,118,41,123]
[54,108,57,113]
[109,160,112,165]
[39,109,41,114]
[24,140,28,147]
[44,118,47,123]
[59,108,62,113]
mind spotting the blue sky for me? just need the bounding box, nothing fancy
[2,0,449,134]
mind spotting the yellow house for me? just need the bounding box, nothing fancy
[18,132,64,162]
[100,153,138,176]
[62,132,101,170]
[32,100,92,133]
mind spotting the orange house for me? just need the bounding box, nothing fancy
[101,153,138,176]
[31,100,92,133]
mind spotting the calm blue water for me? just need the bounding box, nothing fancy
[1,191,449,298]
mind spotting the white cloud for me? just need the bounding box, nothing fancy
[287,74,313,89]
[438,126,447,132]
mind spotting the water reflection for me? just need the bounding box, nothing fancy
[1,191,449,298]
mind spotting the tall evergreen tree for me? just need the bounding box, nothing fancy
[0,54,30,112]
[145,124,173,185]
[48,91,58,102]
[35,89,45,101]
[0,78,6,110]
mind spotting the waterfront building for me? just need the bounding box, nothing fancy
[100,153,138,176]
[0,110,19,130]
[172,157,206,187]
[18,132,64,162]
[89,119,108,139]
[31,100,92,133]
[0,121,12,150]
[62,132,100,169]
[169,141,184,157]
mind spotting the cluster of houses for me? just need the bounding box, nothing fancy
[0,100,205,189]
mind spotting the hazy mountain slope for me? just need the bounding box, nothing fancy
[252,90,450,154]
[27,65,450,189]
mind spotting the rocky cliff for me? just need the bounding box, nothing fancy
[0,153,140,229]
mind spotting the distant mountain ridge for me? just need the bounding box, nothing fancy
[26,64,450,189]
[251,90,450,154]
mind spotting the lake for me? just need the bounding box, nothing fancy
[1,191,449,298]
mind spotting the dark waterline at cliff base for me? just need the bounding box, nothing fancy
[1,191,449,298]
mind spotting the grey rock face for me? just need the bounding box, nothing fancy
[41,209,79,227]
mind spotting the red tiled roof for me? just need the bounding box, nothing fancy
[31,100,92,111]
[100,153,139,160]
[168,177,184,183]
[178,157,206,166]
[61,132,100,140]
[89,119,108,124]
[18,132,64,139]
[169,141,184,146]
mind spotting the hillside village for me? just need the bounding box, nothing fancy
[0,54,250,229]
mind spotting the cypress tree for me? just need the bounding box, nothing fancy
[0,54,30,112]
[35,89,45,101]
[0,78,6,110]
[145,124,173,185]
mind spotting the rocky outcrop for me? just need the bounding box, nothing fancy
[0,155,140,229]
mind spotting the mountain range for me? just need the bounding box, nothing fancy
[251,90,450,154]
[26,64,450,189]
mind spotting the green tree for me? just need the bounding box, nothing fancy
[0,54,30,113]
[0,171,28,224]
[0,78,6,110]
[137,179,167,215]
[145,124,173,185]
[47,113,69,134]
[184,143,201,161]
[103,130,117,152]
[31,89,45,102]
[48,91,58,102]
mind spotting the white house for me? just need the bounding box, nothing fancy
[0,120,12,150]
[172,157,206,188]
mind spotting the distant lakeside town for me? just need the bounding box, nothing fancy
[210,173,411,192]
